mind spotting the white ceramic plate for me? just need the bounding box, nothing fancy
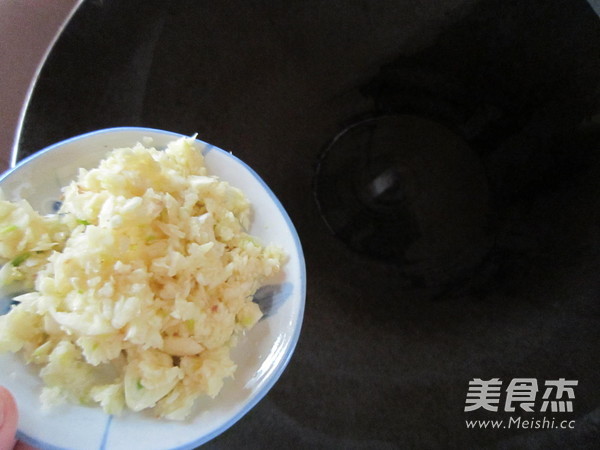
[0,127,306,450]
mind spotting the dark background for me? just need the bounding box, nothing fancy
[15,0,600,448]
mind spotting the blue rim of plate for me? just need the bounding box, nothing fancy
[2,127,306,450]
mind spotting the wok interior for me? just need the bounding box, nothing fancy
[17,0,600,447]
